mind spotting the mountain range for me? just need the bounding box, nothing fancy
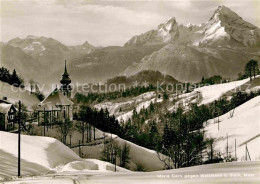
[1,5,260,87]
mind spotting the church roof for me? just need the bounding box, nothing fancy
[37,88,73,111]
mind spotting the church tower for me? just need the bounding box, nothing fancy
[60,60,72,98]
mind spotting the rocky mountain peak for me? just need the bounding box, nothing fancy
[26,35,38,40]
[202,5,260,47]
[82,41,94,48]
[158,17,177,32]
[124,17,179,46]
[209,5,242,24]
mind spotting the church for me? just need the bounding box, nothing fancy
[37,61,74,124]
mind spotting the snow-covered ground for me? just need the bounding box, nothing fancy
[1,131,259,183]
[67,129,167,171]
[94,92,160,122]
[0,131,128,180]
[3,161,260,184]
[24,123,166,171]
[194,78,251,105]
[168,77,257,112]
[116,97,163,122]
[205,96,260,161]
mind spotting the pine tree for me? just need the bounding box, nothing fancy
[149,102,155,112]
[120,143,130,168]
[251,60,259,78]
[163,92,168,101]
[149,121,159,149]
[11,69,20,86]
[245,60,259,81]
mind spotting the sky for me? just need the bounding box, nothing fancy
[0,0,260,46]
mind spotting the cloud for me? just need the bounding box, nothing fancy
[0,0,259,46]
[0,0,165,46]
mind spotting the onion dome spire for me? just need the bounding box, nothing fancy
[60,60,72,97]
[60,60,71,85]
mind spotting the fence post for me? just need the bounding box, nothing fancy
[94,127,96,140]
[246,144,251,161]
[115,150,117,172]
[89,125,92,141]
[226,133,228,158]
[235,139,237,160]
[86,124,89,143]
[78,140,81,157]
[245,144,247,161]
[18,101,21,177]
[70,135,72,148]
[43,107,46,136]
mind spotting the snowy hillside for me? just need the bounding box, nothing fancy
[95,77,255,122]
[75,129,168,171]
[94,91,162,122]
[205,96,260,161]
[27,122,168,172]
[0,81,40,110]
[115,136,167,171]
[194,77,251,104]
[170,76,259,111]
[0,131,128,180]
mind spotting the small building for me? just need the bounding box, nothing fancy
[37,88,74,123]
[0,98,17,131]
[37,61,74,124]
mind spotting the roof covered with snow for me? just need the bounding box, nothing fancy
[38,88,73,110]
[0,103,15,114]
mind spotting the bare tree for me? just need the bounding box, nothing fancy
[57,118,73,144]
[75,121,87,143]
[29,79,35,94]
[156,146,174,169]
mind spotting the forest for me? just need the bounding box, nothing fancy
[0,67,24,87]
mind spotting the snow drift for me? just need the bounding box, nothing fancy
[0,131,128,179]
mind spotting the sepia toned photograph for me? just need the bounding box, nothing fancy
[0,0,260,183]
